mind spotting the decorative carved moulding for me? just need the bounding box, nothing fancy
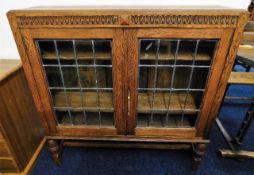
[130,15,239,25]
[17,15,119,27]
[16,14,239,28]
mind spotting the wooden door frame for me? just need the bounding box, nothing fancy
[20,28,126,136]
[126,28,234,138]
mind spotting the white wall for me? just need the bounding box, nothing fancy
[0,0,250,60]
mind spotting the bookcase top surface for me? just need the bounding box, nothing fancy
[9,6,247,14]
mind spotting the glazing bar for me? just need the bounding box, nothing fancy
[141,39,202,42]
[49,87,113,90]
[149,40,160,126]
[53,40,73,125]
[139,65,210,68]
[165,40,180,126]
[180,40,200,126]
[43,64,112,68]
[53,107,114,111]
[224,96,253,101]
[137,108,200,112]
[138,88,205,92]
[73,40,87,124]
[92,40,102,126]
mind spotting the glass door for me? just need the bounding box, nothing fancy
[37,39,114,126]
[24,28,125,135]
[126,28,229,137]
[137,39,217,128]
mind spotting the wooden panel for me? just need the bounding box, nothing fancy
[0,138,47,175]
[237,45,254,61]
[135,128,196,137]
[228,72,254,85]
[0,140,11,158]
[196,28,234,137]
[203,13,249,137]
[0,159,17,173]
[47,135,208,143]
[57,126,117,136]
[21,138,46,175]
[29,28,113,39]
[0,62,43,171]
[112,29,126,135]
[137,28,223,39]
[63,140,192,150]
[126,29,138,134]
[8,14,50,135]
[0,130,3,139]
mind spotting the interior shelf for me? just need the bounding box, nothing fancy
[57,111,115,126]
[42,50,111,60]
[137,92,197,114]
[41,49,211,61]
[53,91,197,114]
[140,50,211,61]
[54,91,114,112]
[137,113,193,128]
[237,45,254,61]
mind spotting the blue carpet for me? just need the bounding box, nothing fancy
[32,67,254,175]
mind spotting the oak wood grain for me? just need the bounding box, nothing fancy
[196,28,234,137]
[46,135,208,143]
[204,12,249,137]
[135,128,196,137]
[63,140,192,150]
[237,45,254,61]
[0,60,43,172]
[137,92,197,114]
[7,7,249,168]
[0,140,11,158]
[228,72,254,85]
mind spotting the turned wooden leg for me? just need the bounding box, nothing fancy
[47,139,62,166]
[192,143,206,170]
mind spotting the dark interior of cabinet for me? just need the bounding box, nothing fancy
[36,38,218,129]
[37,39,115,127]
[137,39,217,128]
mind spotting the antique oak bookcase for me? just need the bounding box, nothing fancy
[8,6,248,168]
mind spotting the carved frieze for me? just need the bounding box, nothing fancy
[130,15,239,25]
[17,14,239,27]
[17,15,119,26]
